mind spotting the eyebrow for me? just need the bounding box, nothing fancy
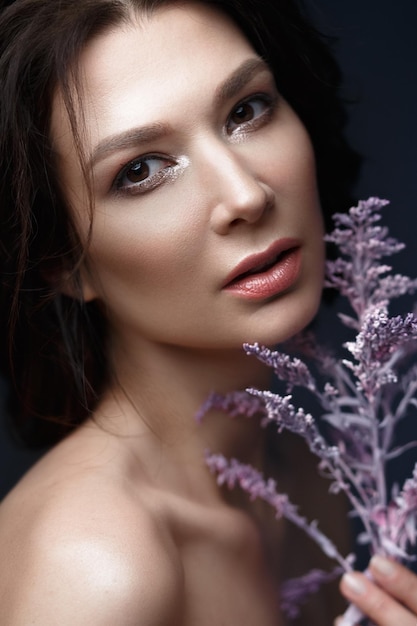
[214,57,271,104]
[87,122,171,172]
[87,57,271,171]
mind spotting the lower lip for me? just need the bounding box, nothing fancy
[223,248,301,300]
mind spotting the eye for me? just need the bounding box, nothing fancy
[227,95,274,135]
[113,155,175,195]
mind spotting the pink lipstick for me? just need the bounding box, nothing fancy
[223,239,301,300]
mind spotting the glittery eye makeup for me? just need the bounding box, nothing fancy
[112,155,188,197]
[226,92,278,136]
[110,90,277,197]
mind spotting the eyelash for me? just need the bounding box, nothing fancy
[112,92,277,197]
[226,93,277,135]
[113,154,177,197]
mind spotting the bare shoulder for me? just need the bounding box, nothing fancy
[0,434,184,625]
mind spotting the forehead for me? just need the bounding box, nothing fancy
[50,1,258,157]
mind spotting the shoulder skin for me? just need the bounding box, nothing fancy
[0,467,184,625]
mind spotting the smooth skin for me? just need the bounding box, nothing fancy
[50,10,325,353]
[1,1,416,625]
[0,3,324,624]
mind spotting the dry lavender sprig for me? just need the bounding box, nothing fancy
[199,198,417,623]
[325,197,417,325]
[205,452,353,568]
[280,566,344,619]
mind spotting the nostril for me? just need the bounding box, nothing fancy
[209,176,275,235]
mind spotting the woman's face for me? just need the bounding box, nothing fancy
[51,1,325,354]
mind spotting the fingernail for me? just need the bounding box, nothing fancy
[342,572,365,596]
[370,555,395,577]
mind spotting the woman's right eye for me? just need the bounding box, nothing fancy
[113,155,174,196]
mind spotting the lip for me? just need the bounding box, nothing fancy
[222,238,302,300]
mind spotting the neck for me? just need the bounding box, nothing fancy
[94,338,272,498]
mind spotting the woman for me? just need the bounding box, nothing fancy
[0,0,416,623]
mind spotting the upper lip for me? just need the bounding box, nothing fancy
[223,237,300,287]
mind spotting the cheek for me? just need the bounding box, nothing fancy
[262,119,319,200]
[286,130,318,192]
[85,202,202,297]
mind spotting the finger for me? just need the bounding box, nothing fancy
[369,556,417,614]
[333,617,358,626]
[340,571,416,626]
[334,607,362,626]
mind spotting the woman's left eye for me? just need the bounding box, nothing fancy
[226,95,274,134]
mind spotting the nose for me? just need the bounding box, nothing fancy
[206,144,274,235]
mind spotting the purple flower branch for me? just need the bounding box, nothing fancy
[394,370,417,423]
[325,197,417,323]
[387,441,417,461]
[246,388,339,462]
[199,198,417,623]
[205,452,353,569]
[280,567,343,619]
[246,387,379,553]
[243,343,317,392]
[195,389,267,423]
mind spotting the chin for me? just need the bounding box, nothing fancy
[241,290,322,348]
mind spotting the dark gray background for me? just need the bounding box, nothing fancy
[1,0,417,498]
[308,0,417,486]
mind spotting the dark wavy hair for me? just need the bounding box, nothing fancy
[0,0,360,446]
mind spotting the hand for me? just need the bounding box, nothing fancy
[335,556,417,625]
